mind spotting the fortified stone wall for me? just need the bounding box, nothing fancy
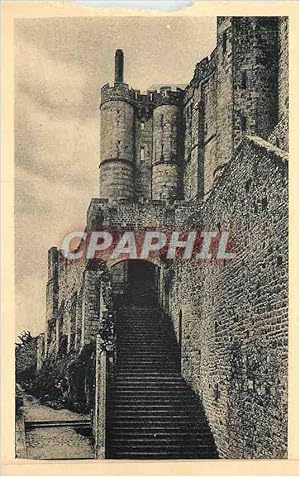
[183,53,217,198]
[215,17,234,168]
[45,247,113,360]
[268,112,289,152]
[167,136,288,458]
[44,198,191,359]
[278,17,289,119]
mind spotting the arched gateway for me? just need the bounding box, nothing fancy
[110,259,160,305]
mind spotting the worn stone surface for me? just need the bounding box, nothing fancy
[268,113,289,152]
[167,136,288,458]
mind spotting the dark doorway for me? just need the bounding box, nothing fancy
[111,259,159,305]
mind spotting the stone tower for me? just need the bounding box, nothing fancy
[216,17,279,166]
[152,87,183,200]
[99,51,184,202]
[99,50,135,200]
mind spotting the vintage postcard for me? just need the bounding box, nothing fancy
[1,0,299,475]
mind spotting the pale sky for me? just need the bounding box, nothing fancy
[15,16,216,337]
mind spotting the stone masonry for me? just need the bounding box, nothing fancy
[42,17,289,459]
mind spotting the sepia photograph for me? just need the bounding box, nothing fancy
[11,8,291,464]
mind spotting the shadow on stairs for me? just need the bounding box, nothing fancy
[106,300,219,459]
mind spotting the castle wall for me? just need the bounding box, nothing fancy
[202,68,217,195]
[45,247,59,357]
[215,17,234,168]
[183,54,217,199]
[45,250,113,357]
[278,17,289,119]
[183,83,202,199]
[167,136,288,458]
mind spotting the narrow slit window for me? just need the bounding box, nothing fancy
[140,146,145,161]
[222,31,227,53]
[241,115,247,131]
[241,71,247,89]
[141,121,145,130]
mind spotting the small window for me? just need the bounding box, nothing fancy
[222,31,227,53]
[160,114,164,125]
[141,121,145,130]
[241,115,247,131]
[241,71,247,89]
[140,146,145,161]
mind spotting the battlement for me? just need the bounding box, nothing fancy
[151,86,183,107]
[184,50,216,102]
[101,82,137,106]
[101,82,183,108]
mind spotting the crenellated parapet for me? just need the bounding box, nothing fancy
[152,87,184,108]
[192,52,216,82]
[101,83,183,109]
[184,51,216,104]
[100,82,137,107]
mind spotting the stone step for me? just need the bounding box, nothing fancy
[108,437,212,443]
[116,365,179,369]
[116,360,179,364]
[108,418,209,426]
[117,356,178,359]
[110,403,201,410]
[111,391,196,398]
[111,392,195,398]
[107,451,218,459]
[117,359,178,363]
[117,371,181,382]
[108,427,212,434]
[117,360,178,365]
[117,342,178,347]
[114,381,187,387]
[110,409,196,415]
[108,426,210,433]
[108,443,216,451]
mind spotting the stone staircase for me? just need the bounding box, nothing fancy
[106,303,218,459]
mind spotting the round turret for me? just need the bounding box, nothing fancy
[151,88,183,201]
[99,51,135,201]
